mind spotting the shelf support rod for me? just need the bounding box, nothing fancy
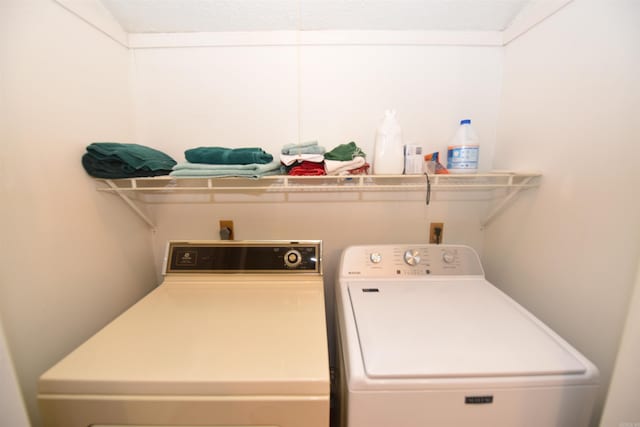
[481,176,534,229]
[104,180,157,230]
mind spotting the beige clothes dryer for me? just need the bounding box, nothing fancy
[39,240,329,427]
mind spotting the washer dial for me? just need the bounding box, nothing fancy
[442,251,456,264]
[369,252,383,264]
[403,249,421,266]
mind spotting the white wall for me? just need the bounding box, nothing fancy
[0,0,157,425]
[133,42,502,171]
[484,1,640,425]
[601,257,640,426]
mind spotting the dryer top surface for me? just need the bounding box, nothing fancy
[40,279,329,396]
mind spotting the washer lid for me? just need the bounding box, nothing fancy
[348,280,587,379]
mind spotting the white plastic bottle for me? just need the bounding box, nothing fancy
[373,110,404,174]
[447,119,480,174]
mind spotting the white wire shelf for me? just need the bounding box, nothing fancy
[98,172,540,193]
[95,172,541,230]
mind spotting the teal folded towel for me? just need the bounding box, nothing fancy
[185,147,273,165]
[170,159,283,179]
[82,142,176,179]
[281,141,325,155]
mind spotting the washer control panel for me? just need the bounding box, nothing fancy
[340,244,483,277]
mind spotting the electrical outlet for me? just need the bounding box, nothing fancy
[429,222,444,244]
[219,220,234,240]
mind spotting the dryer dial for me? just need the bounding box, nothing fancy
[284,249,302,268]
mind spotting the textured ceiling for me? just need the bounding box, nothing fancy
[99,0,531,33]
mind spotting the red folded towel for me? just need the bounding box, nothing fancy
[288,161,326,176]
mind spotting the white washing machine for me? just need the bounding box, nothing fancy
[39,240,329,427]
[336,244,599,427]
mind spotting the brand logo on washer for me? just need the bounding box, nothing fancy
[465,395,493,404]
[348,271,361,275]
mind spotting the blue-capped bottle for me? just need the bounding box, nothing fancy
[447,119,479,174]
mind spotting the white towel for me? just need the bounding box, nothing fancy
[324,156,366,175]
[280,153,325,166]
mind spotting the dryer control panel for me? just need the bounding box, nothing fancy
[164,240,322,274]
[339,244,484,278]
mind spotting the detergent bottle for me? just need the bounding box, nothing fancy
[373,110,404,174]
[447,119,480,173]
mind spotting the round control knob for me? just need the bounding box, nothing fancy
[369,252,382,264]
[284,249,302,268]
[442,251,455,264]
[403,249,421,266]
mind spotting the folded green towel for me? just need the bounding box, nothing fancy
[82,143,176,179]
[185,147,273,165]
[324,141,366,161]
[281,141,325,155]
[170,159,283,178]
